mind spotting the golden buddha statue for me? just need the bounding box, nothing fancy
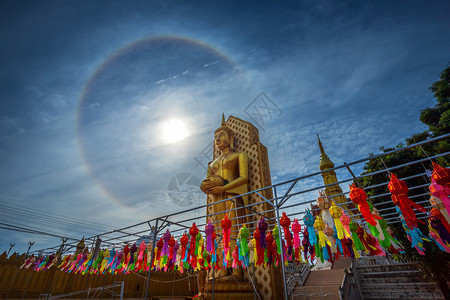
[201,115,249,218]
[200,114,249,279]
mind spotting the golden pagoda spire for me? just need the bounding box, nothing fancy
[317,135,335,171]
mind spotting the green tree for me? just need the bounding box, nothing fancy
[360,65,450,297]
[420,65,450,135]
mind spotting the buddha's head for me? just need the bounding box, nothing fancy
[214,114,235,151]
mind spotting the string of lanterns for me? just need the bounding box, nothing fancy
[20,163,450,274]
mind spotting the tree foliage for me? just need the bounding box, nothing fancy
[360,65,450,297]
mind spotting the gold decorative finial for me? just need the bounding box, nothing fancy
[317,134,325,155]
[317,135,335,171]
[221,113,226,127]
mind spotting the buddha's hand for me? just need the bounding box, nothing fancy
[205,185,225,194]
[200,175,225,194]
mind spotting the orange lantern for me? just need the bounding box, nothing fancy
[317,190,331,210]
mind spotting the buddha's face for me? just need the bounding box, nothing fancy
[214,129,231,150]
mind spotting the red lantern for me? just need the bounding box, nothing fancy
[280,212,293,247]
[189,223,199,260]
[180,233,189,261]
[221,214,232,258]
[432,162,450,187]
[168,236,175,261]
[253,228,264,266]
[349,184,380,226]
[388,174,426,229]
[291,218,302,248]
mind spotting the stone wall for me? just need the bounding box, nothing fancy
[0,252,197,298]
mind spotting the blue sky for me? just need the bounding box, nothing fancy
[1,0,449,254]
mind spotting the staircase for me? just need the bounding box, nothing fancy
[356,257,444,299]
[291,257,351,299]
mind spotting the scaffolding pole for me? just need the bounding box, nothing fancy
[144,219,158,300]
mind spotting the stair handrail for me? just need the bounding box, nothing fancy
[298,262,311,286]
[352,259,364,300]
[339,263,351,299]
[339,259,364,300]
[286,263,311,298]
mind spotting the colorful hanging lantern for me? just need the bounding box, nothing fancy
[128,243,137,271]
[272,224,282,255]
[317,191,335,229]
[111,252,122,273]
[280,212,293,256]
[428,221,450,253]
[221,214,231,263]
[349,184,380,226]
[377,219,397,249]
[257,217,268,250]
[396,207,429,255]
[291,218,302,249]
[329,205,345,239]
[302,229,313,262]
[180,233,189,262]
[429,177,450,216]
[253,228,264,266]
[368,205,384,240]
[365,232,384,256]
[303,210,317,245]
[251,237,257,265]
[173,241,179,266]
[135,241,146,271]
[431,162,450,187]
[340,212,351,237]
[266,231,275,265]
[121,244,131,272]
[189,223,199,252]
[356,226,373,254]
[239,224,250,267]
[168,236,176,262]
[389,173,426,229]
[314,217,330,248]
[429,208,450,244]
[317,190,332,210]
[323,225,337,254]
[145,242,152,271]
[205,220,215,252]
[349,222,364,251]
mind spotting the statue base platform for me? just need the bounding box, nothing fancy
[201,277,256,300]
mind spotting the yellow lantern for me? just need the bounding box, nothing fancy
[329,205,345,239]
[314,217,330,248]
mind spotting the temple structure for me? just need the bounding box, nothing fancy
[318,135,347,206]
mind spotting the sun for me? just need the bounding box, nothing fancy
[161,118,189,143]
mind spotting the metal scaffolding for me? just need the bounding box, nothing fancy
[32,133,449,300]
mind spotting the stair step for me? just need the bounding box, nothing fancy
[331,257,352,270]
[292,286,340,300]
[360,270,421,276]
[361,282,439,288]
[203,292,256,300]
[357,263,416,269]
[304,269,345,287]
[362,293,444,300]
